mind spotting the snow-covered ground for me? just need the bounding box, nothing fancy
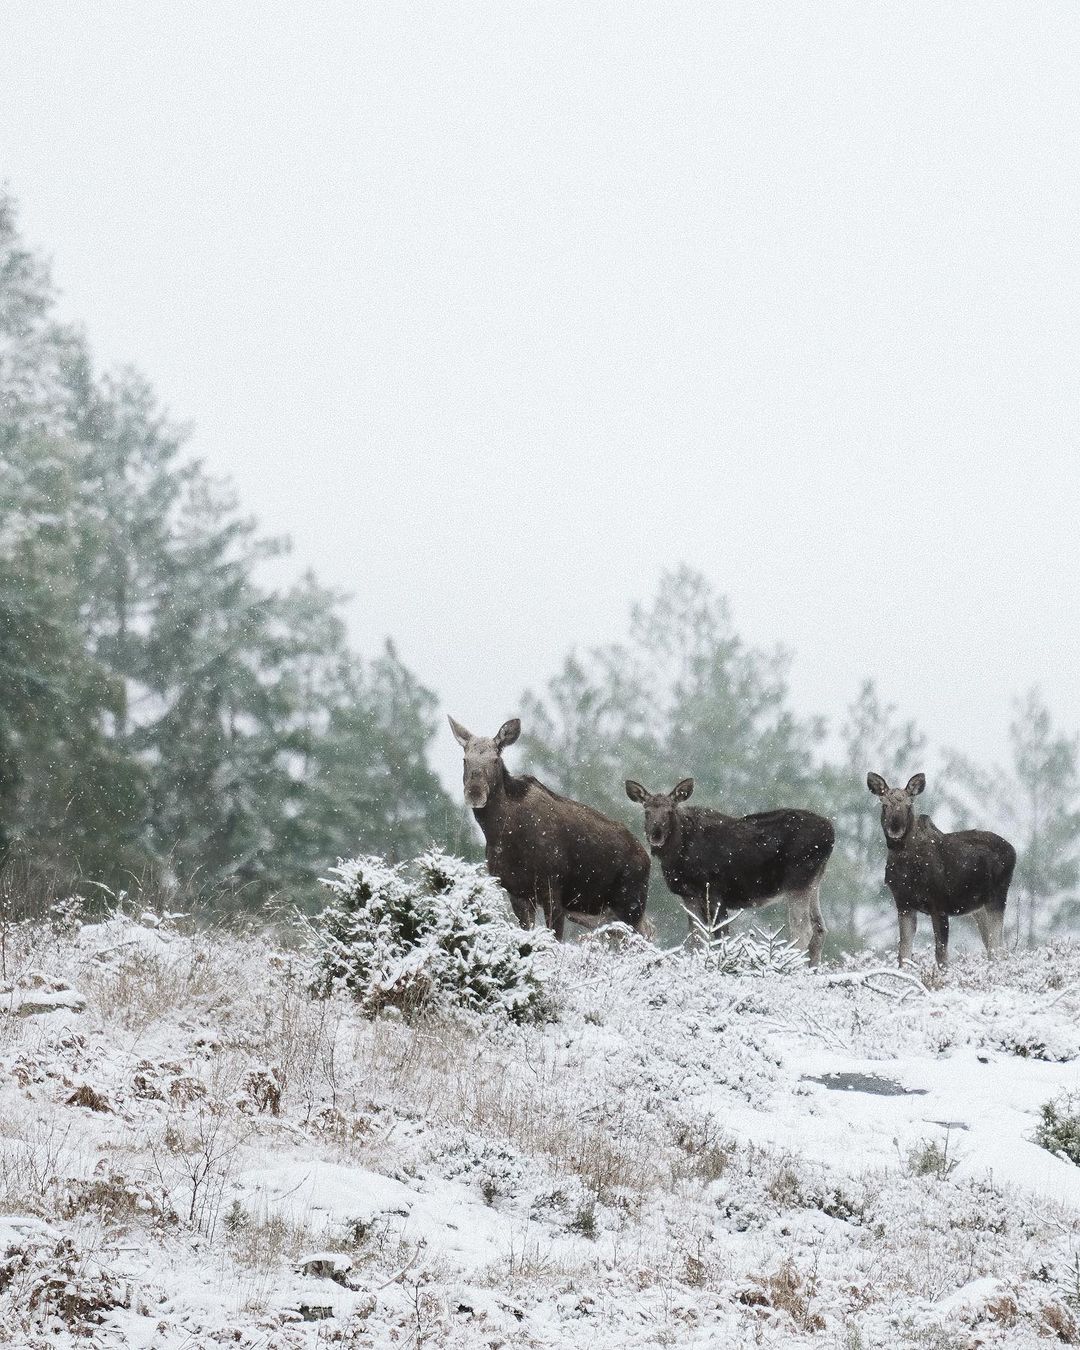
[1,907,1079,1347]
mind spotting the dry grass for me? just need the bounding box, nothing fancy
[351,1016,657,1205]
[670,1117,737,1184]
[740,1256,825,1333]
[81,933,234,1033]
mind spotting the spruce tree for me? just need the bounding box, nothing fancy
[523,567,823,822]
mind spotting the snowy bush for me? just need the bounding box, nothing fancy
[308,849,552,1022]
[1035,1091,1080,1167]
[994,1013,1080,1063]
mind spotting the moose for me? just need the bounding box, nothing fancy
[449,716,651,939]
[867,772,1015,967]
[624,778,834,966]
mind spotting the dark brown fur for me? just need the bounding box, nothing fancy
[625,778,833,966]
[867,771,1015,967]
[451,717,650,939]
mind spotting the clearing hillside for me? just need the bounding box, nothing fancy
[0,903,1078,1348]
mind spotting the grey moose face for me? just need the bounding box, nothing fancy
[449,716,521,809]
[625,777,694,851]
[866,771,925,843]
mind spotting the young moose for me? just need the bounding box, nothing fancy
[866,772,1016,967]
[625,779,833,966]
[450,716,651,939]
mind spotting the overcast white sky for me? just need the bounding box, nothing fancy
[2,3,1078,790]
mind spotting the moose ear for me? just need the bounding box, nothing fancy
[673,778,695,801]
[866,772,888,796]
[625,780,647,803]
[906,772,926,797]
[494,718,521,750]
[448,716,473,748]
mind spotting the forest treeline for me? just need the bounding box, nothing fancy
[2,194,1078,945]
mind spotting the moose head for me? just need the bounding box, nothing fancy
[866,771,926,845]
[625,778,695,852]
[448,716,521,809]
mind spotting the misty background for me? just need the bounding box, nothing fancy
[2,3,1078,946]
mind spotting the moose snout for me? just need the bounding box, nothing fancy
[464,780,489,808]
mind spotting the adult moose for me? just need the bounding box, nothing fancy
[866,772,1015,968]
[449,716,651,939]
[625,779,833,966]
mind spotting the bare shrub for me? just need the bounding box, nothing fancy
[349,1014,656,1206]
[0,1118,77,1211]
[150,1103,249,1239]
[223,1200,314,1272]
[58,1172,172,1229]
[232,958,347,1123]
[242,1066,285,1115]
[65,1084,111,1113]
[906,1134,959,1180]
[765,1159,806,1208]
[0,1223,126,1336]
[0,854,76,983]
[1039,1299,1079,1344]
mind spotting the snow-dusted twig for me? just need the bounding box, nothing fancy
[1019,1196,1080,1240]
[76,938,147,966]
[375,1239,426,1290]
[826,968,929,1002]
[762,1011,851,1053]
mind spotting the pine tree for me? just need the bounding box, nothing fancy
[0,437,143,879]
[0,191,523,902]
[1008,689,1080,938]
[312,640,467,872]
[524,567,822,820]
[135,474,295,896]
[65,360,194,737]
[0,191,84,452]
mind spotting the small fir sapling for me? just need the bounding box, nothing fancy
[309,849,551,1022]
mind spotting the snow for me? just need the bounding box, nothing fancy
[0,908,1078,1346]
[296,1251,352,1272]
[0,984,86,1016]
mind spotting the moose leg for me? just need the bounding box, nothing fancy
[930,910,949,968]
[508,894,535,930]
[684,900,701,943]
[973,906,991,955]
[897,910,917,967]
[786,889,813,961]
[608,857,650,936]
[786,877,828,968]
[809,879,828,968]
[541,880,566,941]
[975,905,1005,958]
[803,874,827,968]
